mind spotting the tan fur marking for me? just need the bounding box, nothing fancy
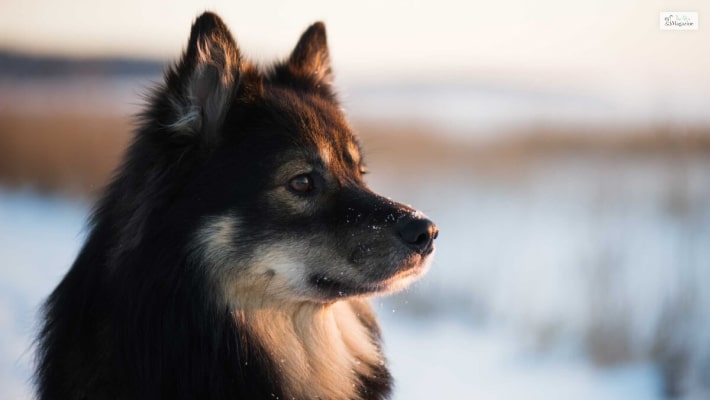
[319,145,333,168]
[236,300,381,400]
[194,215,239,268]
[347,141,361,167]
[228,246,311,303]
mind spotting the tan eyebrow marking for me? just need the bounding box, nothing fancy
[347,141,361,166]
[319,145,333,167]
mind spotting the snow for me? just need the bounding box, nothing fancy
[0,190,87,399]
[378,314,662,400]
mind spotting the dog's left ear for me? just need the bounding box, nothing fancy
[288,22,333,91]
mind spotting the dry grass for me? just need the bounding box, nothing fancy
[1,111,709,196]
[356,121,710,185]
[0,112,131,196]
[358,122,710,162]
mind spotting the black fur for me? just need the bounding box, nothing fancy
[36,12,436,400]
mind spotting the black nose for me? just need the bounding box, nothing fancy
[397,217,438,254]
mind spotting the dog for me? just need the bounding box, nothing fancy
[36,12,437,400]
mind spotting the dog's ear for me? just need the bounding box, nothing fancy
[287,22,333,91]
[160,12,240,143]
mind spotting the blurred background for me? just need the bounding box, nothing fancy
[1,1,709,399]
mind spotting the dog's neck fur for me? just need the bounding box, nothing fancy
[233,299,384,400]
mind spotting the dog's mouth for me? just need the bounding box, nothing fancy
[309,248,434,299]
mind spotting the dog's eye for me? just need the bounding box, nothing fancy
[288,174,313,193]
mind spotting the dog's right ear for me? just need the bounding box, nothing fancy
[158,12,240,144]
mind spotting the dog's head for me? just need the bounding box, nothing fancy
[139,13,437,304]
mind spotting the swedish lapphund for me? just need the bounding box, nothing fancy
[36,12,438,400]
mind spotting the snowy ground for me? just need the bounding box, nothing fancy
[0,177,677,399]
[0,191,88,399]
[379,314,661,400]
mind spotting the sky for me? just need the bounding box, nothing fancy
[1,0,709,129]
[1,0,708,87]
